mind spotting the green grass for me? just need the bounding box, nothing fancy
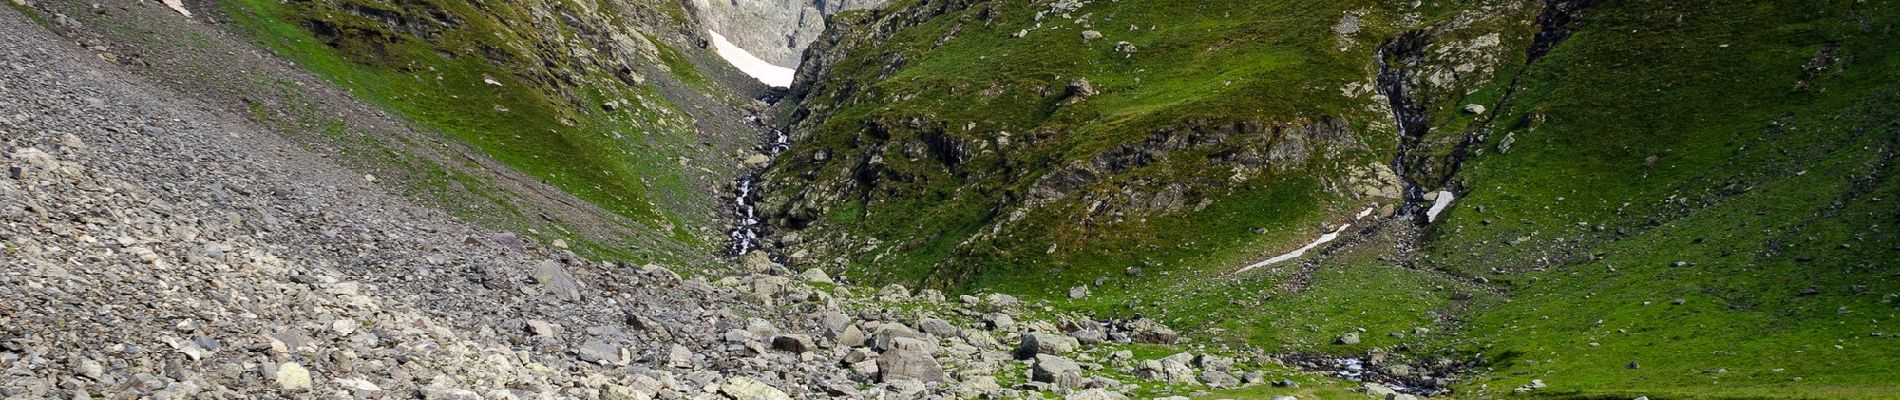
[5,0,52,30]
[652,36,713,91]
[221,0,706,247]
[772,0,1900,398]
[1411,1,1900,398]
[774,0,1401,294]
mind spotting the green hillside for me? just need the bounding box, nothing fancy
[762,0,1900,398]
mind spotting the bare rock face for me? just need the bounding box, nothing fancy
[688,0,889,67]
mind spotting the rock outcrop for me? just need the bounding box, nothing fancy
[688,0,889,67]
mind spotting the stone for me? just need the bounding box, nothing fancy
[1136,359,1197,384]
[1202,370,1239,388]
[1032,354,1087,389]
[870,323,927,351]
[275,362,312,391]
[667,344,695,368]
[837,325,868,347]
[740,251,780,271]
[1126,318,1178,344]
[918,318,957,336]
[1066,388,1129,400]
[1336,332,1361,345]
[877,337,945,383]
[529,260,582,301]
[77,359,104,379]
[1242,371,1266,385]
[1068,285,1089,299]
[877,284,911,301]
[888,378,928,396]
[771,334,816,353]
[1016,332,1079,358]
[1196,354,1235,371]
[721,377,791,400]
[800,268,833,283]
[1069,328,1105,344]
[526,320,558,337]
[1463,104,1486,114]
[1365,383,1417,400]
[576,340,627,366]
[420,388,481,400]
[1067,78,1097,99]
[1081,30,1104,40]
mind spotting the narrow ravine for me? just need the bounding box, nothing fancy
[1376,31,1434,221]
[726,113,791,256]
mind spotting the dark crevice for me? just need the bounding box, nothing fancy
[1375,31,1433,222]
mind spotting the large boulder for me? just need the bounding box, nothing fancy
[1125,318,1178,344]
[772,334,816,353]
[918,318,958,336]
[870,322,929,351]
[1032,354,1087,389]
[529,260,582,301]
[1067,389,1130,400]
[1137,359,1197,384]
[1015,332,1080,359]
[877,337,945,383]
[575,340,628,366]
[721,377,791,400]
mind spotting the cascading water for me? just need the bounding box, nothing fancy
[727,114,791,256]
[1375,32,1433,221]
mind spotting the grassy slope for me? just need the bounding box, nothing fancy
[782,0,1398,299]
[221,0,710,250]
[785,0,1899,398]
[1425,1,1900,398]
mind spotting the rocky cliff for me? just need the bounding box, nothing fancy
[687,0,888,68]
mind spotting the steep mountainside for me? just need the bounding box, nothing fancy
[761,0,1900,397]
[2,0,1896,398]
[6,0,795,267]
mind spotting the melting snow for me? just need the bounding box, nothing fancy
[1425,190,1454,223]
[162,0,192,16]
[1355,207,1374,220]
[708,30,795,88]
[1237,224,1352,273]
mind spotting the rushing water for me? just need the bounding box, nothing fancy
[727,114,790,256]
[1376,33,1432,221]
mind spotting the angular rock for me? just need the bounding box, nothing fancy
[576,339,627,366]
[530,260,582,301]
[721,377,791,400]
[1032,354,1087,389]
[918,318,957,336]
[1126,318,1178,344]
[870,322,927,351]
[1136,359,1196,384]
[275,362,312,391]
[1067,388,1130,400]
[877,337,944,383]
[1015,332,1079,359]
[771,334,816,353]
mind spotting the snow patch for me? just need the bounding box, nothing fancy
[162,0,192,16]
[1425,190,1455,223]
[708,30,795,88]
[1355,207,1374,220]
[1237,224,1352,273]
